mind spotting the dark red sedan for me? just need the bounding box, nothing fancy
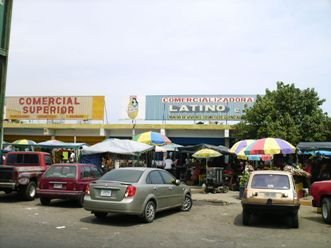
[38,163,102,206]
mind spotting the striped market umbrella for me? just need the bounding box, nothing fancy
[230,139,256,159]
[133,131,171,146]
[246,154,273,161]
[244,138,296,155]
[12,139,37,145]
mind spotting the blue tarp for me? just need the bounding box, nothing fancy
[80,154,102,168]
[298,150,331,157]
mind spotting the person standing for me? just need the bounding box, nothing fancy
[69,150,76,163]
[163,156,174,174]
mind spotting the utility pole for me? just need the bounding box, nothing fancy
[0,0,13,154]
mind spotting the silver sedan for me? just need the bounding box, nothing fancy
[83,167,192,223]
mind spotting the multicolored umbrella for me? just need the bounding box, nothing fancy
[244,138,295,155]
[12,139,37,145]
[230,139,256,159]
[133,131,171,145]
[246,154,273,161]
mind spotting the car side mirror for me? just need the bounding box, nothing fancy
[173,179,181,186]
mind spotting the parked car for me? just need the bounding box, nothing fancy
[83,167,192,223]
[38,163,102,206]
[311,180,331,224]
[241,170,300,228]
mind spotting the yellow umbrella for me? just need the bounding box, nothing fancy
[192,148,222,158]
[192,148,222,167]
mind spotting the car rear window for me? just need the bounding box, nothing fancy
[6,154,39,165]
[251,174,290,190]
[100,169,143,183]
[44,166,76,179]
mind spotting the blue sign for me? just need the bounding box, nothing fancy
[145,95,257,121]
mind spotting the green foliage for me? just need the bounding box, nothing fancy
[239,172,250,187]
[235,82,329,144]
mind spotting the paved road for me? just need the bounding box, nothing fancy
[0,192,330,248]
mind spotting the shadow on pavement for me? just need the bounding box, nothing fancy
[234,213,296,229]
[38,199,82,208]
[0,192,20,203]
[80,208,181,227]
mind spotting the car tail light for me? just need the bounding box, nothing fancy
[125,185,136,198]
[85,184,90,195]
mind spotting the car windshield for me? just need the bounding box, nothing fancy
[100,169,143,183]
[44,166,76,179]
[251,174,290,190]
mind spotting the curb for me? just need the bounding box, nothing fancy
[192,199,231,205]
[299,198,312,207]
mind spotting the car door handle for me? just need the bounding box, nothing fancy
[168,186,173,190]
[153,186,157,190]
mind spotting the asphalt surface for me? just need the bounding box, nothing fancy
[0,190,330,248]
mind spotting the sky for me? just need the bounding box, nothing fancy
[5,0,331,123]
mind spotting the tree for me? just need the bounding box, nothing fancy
[234,82,329,145]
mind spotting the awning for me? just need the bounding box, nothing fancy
[297,142,331,152]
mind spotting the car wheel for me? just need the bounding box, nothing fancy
[322,198,331,224]
[290,212,299,228]
[142,201,156,223]
[242,208,251,226]
[40,197,51,206]
[181,194,192,212]
[78,194,85,207]
[94,212,108,219]
[19,181,37,201]
[221,186,229,193]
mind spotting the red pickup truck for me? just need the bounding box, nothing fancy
[311,180,331,224]
[0,151,53,200]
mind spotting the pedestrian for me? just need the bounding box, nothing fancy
[69,150,76,163]
[163,156,174,174]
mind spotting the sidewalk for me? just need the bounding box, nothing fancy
[190,187,241,204]
[190,186,312,206]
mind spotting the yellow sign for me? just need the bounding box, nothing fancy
[5,96,105,120]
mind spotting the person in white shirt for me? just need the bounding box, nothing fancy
[163,157,174,174]
[69,151,76,163]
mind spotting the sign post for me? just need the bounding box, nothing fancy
[127,96,139,138]
[0,0,13,151]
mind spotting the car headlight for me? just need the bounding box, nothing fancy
[18,177,30,185]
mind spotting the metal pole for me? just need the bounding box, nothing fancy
[0,0,14,152]
[132,119,136,138]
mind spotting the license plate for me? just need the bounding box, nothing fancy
[100,190,112,197]
[53,184,62,189]
[264,192,276,198]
